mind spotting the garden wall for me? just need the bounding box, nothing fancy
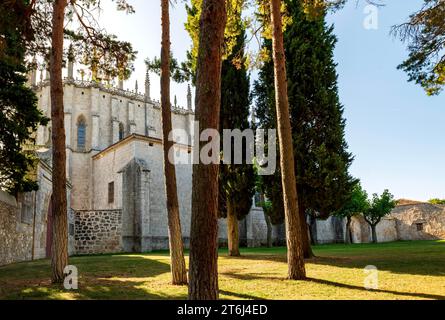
[74,210,123,254]
[0,191,34,266]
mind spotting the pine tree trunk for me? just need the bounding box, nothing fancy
[269,0,306,280]
[345,216,352,244]
[299,204,314,258]
[227,199,240,256]
[371,225,377,243]
[50,0,68,284]
[264,211,273,248]
[161,0,187,285]
[309,214,317,245]
[188,0,227,300]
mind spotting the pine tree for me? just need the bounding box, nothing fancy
[160,0,188,285]
[0,1,48,195]
[254,1,355,257]
[219,27,256,257]
[188,0,227,300]
[269,0,306,280]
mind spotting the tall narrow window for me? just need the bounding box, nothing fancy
[119,122,125,141]
[108,181,114,204]
[77,116,86,150]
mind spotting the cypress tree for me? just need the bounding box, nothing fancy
[219,27,256,257]
[253,0,355,256]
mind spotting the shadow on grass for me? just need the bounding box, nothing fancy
[305,277,445,300]
[235,241,445,277]
[0,255,183,300]
[219,290,265,300]
[220,270,445,300]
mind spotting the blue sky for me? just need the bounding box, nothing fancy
[99,0,445,201]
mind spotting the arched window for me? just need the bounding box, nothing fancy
[119,122,125,141]
[77,116,86,150]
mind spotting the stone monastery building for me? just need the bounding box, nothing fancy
[1,63,444,266]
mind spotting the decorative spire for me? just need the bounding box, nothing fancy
[145,69,150,101]
[39,65,44,83]
[67,44,74,80]
[135,80,138,93]
[187,83,192,110]
[174,95,177,108]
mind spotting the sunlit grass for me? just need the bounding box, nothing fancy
[0,240,444,300]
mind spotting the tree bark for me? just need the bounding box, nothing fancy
[371,224,377,243]
[161,0,187,285]
[345,216,352,244]
[227,199,240,256]
[50,0,68,284]
[264,211,273,248]
[308,214,317,245]
[269,0,306,280]
[299,204,314,258]
[188,0,227,300]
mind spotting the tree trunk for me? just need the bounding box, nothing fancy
[161,0,187,285]
[345,216,352,244]
[269,0,306,280]
[188,0,227,300]
[371,224,377,243]
[299,204,314,259]
[50,0,68,284]
[264,211,273,248]
[227,199,240,256]
[308,214,317,245]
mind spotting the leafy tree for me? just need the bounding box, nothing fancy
[393,0,445,95]
[428,198,445,205]
[0,0,48,195]
[363,189,396,243]
[146,53,191,84]
[253,1,355,257]
[219,26,256,257]
[334,182,369,244]
[184,0,247,82]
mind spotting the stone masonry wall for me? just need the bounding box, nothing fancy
[74,210,123,254]
[0,191,33,266]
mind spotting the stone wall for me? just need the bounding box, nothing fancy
[74,210,123,255]
[392,203,445,240]
[315,216,346,244]
[0,161,74,266]
[0,191,33,266]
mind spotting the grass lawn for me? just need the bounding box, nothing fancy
[0,240,444,300]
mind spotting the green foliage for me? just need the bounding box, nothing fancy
[253,0,355,223]
[334,182,369,219]
[393,0,445,95]
[0,0,48,194]
[27,0,137,81]
[218,26,255,220]
[363,189,396,226]
[145,54,191,84]
[184,0,247,82]
[429,198,445,205]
